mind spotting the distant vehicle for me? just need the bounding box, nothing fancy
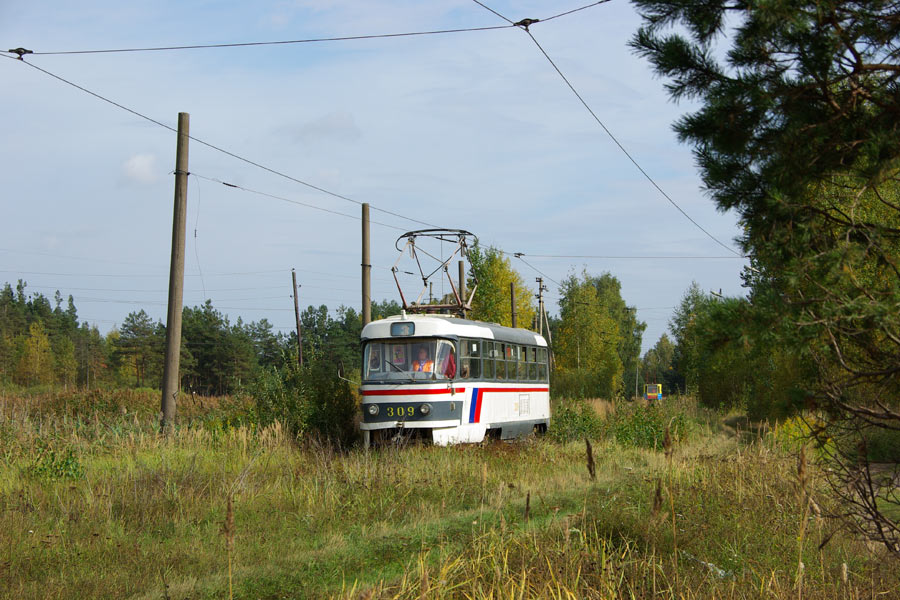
[644,383,663,402]
[360,312,550,447]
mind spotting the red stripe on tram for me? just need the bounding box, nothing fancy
[360,388,465,396]
[475,389,484,423]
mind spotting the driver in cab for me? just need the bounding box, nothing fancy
[411,347,433,373]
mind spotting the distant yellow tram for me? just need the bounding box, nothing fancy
[644,383,663,402]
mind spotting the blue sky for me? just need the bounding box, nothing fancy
[0,0,748,354]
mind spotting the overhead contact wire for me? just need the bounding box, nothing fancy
[2,55,441,230]
[520,30,743,257]
[19,25,516,55]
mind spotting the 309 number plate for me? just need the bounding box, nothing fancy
[383,404,418,419]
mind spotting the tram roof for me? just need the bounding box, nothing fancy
[361,313,547,347]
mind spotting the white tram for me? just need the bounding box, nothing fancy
[360,312,550,446]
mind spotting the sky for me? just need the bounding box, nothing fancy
[0,0,749,354]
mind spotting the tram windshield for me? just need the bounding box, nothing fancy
[364,339,457,382]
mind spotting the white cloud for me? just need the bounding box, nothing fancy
[122,153,160,185]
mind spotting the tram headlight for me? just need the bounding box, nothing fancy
[367,404,379,416]
[420,403,432,416]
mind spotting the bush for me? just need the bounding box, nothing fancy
[552,370,619,401]
[548,399,604,443]
[248,359,357,446]
[607,403,688,449]
[25,439,84,480]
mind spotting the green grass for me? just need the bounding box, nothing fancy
[0,389,897,599]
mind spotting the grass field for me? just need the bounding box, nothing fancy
[1,389,897,599]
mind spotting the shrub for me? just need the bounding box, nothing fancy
[25,439,84,480]
[548,399,605,443]
[608,403,688,449]
[248,359,357,446]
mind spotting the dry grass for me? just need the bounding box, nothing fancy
[0,388,897,599]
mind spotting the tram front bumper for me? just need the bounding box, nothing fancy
[360,399,463,429]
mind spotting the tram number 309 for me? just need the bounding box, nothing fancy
[385,405,417,418]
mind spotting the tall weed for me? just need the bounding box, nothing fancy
[248,360,357,445]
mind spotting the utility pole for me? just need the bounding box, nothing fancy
[535,277,547,336]
[458,260,466,317]
[361,203,371,326]
[161,112,189,433]
[292,269,303,367]
[510,282,517,328]
[634,356,640,400]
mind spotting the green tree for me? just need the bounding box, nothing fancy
[555,272,623,398]
[182,301,248,394]
[642,333,675,395]
[53,336,77,388]
[371,299,401,320]
[114,310,163,388]
[668,282,710,395]
[587,273,645,396]
[74,322,107,389]
[467,244,536,328]
[16,322,54,386]
[632,0,900,554]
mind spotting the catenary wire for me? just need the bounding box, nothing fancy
[519,254,743,259]
[12,25,515,56]
[191,173,406,231]
[0,247,166,269]
[520,30,743,257]
[470,0,515,24]
[542,1,614,22]
[1,55,442,230]
[4,23,736,314]
[514,255,562,288]
[5,26,740,266]
[465,0,743,258]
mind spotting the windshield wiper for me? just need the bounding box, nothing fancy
[386,360,414,383]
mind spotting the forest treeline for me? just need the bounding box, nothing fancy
[0,250,652,402]
[0,280,400,395]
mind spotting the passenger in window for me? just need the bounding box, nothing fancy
[368,349,382,372]
[441,346,457,379]
[411,347,433,373]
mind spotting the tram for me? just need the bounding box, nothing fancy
[644,383,663,402]
[360,312,550,446]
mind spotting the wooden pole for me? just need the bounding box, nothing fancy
[510,282,517,328]
[635,357,640,400]
[535,277,544,336]
[292,269,303,367]
[458,260,466,317]
[161,112,189,432]
[361,203,371,326]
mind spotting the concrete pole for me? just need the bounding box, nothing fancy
[361,203,371,326]
[458,260,466,317]
[536,277,544,336]
[292,269,303,367]
[510,282,517,328]
[161,112,189,432]
[634,357,640,400]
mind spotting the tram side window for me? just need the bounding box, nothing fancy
[516,345,527,380]
[527,346,537,381]
[460,338,481,379]
[538,347,548,381]
[496,342,507,380]
[481,340,494,379]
